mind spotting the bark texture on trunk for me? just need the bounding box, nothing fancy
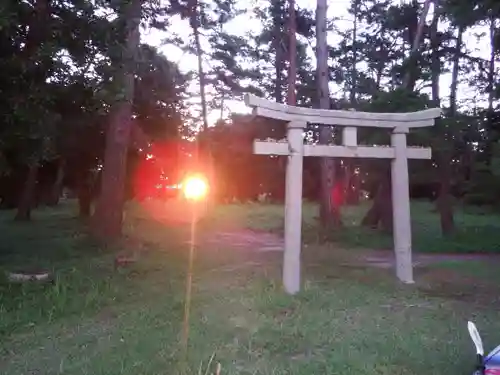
[402,0,432,89]
[484,18,498,166]
[343,0,359,206]
[316,0,342,227]
[361,167,392,232]
[92,0,141,239]
[78,187,92,218]
[430,5,454,235]
[272,1,285,104]
[190,0,208,132]
[287,0,297,106]
[436,153,454,235]
[189,0,216,207]
[343,161,360,205]
[436,24,463,233]
[15,165,38,221]
[346,162,360,205]
[343,161,351,205]
[47,158,65,206]
[77,169,94,218]
[350,0,359,105]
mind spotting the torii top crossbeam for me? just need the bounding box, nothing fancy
[245,94,441,130]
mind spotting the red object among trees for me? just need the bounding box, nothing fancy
[330,183,344,207]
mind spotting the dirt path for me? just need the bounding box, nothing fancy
[198,229,500,268]
[362,251,500,268]
[200,229,284,252]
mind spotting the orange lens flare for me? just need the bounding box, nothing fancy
[182,175,208,201]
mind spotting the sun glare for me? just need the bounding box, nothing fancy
[182,175,208,201]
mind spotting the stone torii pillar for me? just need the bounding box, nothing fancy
[283,121,305,294]
[245,94,441,294]
[391,127,413,283]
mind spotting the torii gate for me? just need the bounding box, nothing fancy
[244,94,441,294]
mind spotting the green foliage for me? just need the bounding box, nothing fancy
[464,143,500,207]
[368,89,431,113]
[0,0,190,214]
[0,0,499,228]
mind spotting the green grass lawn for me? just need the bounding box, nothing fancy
[228,200,500,253]
[0,200,500,374]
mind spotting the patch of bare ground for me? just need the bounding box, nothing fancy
[416,266,500,307]
[302,246,500,307]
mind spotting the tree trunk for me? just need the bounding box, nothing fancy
[14,0,50,220]
[47,158,65,206]
[344,161,360,205]
[272,1,285,104]
[343,0,359,207]
[190,0,208,132]
[437,24,464,235]
[430,5,454,235]
[287,0,297,105]
[285,0,298,205]
[77,169,94,218]
[343,161,351,205]
[78,186,92,218]
[361,0,431,229]
[379,170,393,234]
[487,18,496,115]
[374,26,385,92]
[402,0,432,89]
[449,27,463,116]
[361,166,392,231]
[436,157,454,235]
[350,165,360,205]
[316,0,342,227]
[350,0,359,105]
[189,0,215,205]
[484,18,498,166]
[15,164,38,221]
[270,1,287,186]
[92,0,141,239]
